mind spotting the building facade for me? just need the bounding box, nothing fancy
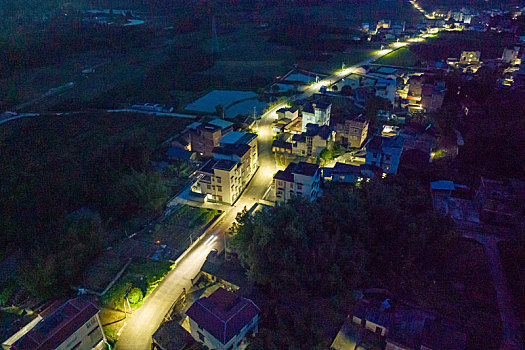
[365,136,404,174]
[292,124,334,158]
[301,100,332,132]
[194,132,258,205]
[189,119,234,157]
[273,162,321,203]
[335,116,369,148]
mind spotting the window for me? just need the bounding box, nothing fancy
[212,185,215,190]
[218,195,223,201]
[296,183,303,190]
[216,177,221,184]
[385,154,391,161]
[207,184,211,190]
[217,186,222,192]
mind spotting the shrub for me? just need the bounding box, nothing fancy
[128,288,143,304]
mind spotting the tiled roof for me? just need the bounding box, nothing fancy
[208,119,233,129]
[166,147,194,160]
[200,159,238,174]
[213,143,251,158]
[293,162,319,177]
[333,162,361,175]
[186,288,259,345]
[12,298,99,350]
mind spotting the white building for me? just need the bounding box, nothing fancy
[365,136,405,174]
[301,100,332,132]
[375,80,397,104]
[273,161,321,203]
[185,288,260,350]
[194,132,258,205]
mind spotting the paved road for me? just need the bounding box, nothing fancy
[462,232,523,350]
[115,105,280,349]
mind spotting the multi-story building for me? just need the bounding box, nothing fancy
[459,51,481,65]
[3,298,106,350]
[375,80,397,104]
[301,99,332,132]
[335,115,369,148]
[195,158,242,204]
[292,124,334,158]
[185,287,260,350]
[276,107,299,120]
[365,136,404,174]
[195,132,258,204]
[213,132,258,187]
[188,119,234,157]
[420,81,446,112]
[273,162,321,203]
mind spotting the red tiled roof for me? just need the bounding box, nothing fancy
[186,288,259,345]
[13,298,99,350]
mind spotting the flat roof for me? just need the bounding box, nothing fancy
[208,118,234,129]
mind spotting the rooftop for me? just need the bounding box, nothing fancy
[208,118,234,130]
[213,143,252,158]
[199,159,238,174]
[185,288,259,345]
[10,298,99,350]
[219,132,257,146]
[332,162,361,175]
[166,147,194,161]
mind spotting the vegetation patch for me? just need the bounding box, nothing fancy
[101,259,173,311]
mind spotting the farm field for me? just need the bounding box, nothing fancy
[185,90,258,113]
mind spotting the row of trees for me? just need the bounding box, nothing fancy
[231,178,456,348]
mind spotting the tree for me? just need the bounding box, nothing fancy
[331,85,339,92]
[365,96,392,122]
[341,85,352,96]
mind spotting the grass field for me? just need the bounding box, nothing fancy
[375,46,420,67]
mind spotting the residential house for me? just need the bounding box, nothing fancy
[375,80,397,105]
[301,99,332,132]
[291,124,334,158]
[194,132,258,205]
[365,136,404,174]
[195,159,242,204]
[3,298,106,350]
[476,177,525,227]
[331,298,466,350]
[331,162,362,183]
[420,81,445,112]
[271,139,293,154]
[213,132,258,188]
[166,147,196,162]
[335,115,369,148]
[273,162,321,203]
[185,287,260,350]
[502,47,520,64]
[276,107,299,120]
[189,119,234,157]
[459,51,481,65]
